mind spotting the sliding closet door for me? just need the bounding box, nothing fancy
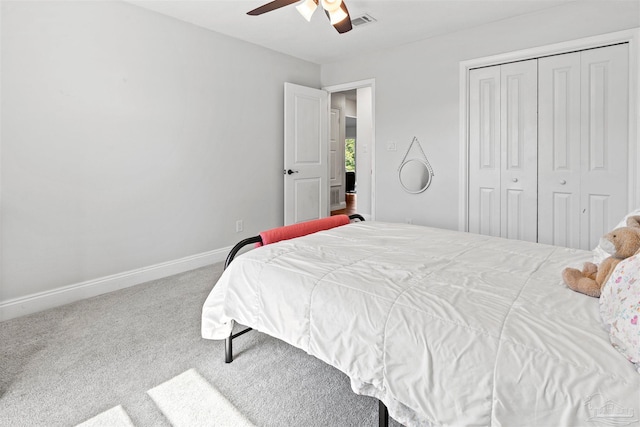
[468,60,537,241]
[539,44,629,249]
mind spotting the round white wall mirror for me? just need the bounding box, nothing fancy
[398,158,433,194]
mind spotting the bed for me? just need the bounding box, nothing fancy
[202,220,640,426]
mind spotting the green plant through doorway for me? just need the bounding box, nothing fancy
[345,138,355,171]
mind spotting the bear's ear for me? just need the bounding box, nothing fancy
[626,215,640,228]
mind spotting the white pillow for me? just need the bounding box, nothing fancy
[592,208,640,265]
[599,254,640,373]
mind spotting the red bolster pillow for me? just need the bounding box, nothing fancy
[257,215,350,247]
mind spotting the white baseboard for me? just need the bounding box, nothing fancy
[0,246,232,322]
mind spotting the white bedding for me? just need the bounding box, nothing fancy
[202,222,640,426]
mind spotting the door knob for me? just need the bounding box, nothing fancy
[559,179,566,185]
[286,169,299,175]
[512,178,518,183]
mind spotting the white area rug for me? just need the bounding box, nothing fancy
[76,405,135,427]
[147,368,256,427]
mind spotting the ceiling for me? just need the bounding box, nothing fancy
[126,0,575,64]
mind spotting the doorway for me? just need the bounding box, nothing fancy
[331,114,357,216]
[325,79,375,220]
[330,90,358,216]
[344,116,357,214]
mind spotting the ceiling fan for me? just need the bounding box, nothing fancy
[247,0,353,34]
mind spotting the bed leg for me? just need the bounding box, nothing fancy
[224,327,252,363]
[225,334,233,363]
[379,400,389,427]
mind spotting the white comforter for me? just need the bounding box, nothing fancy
[202,222,640,426]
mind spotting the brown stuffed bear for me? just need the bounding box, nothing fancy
[562,215,640,298]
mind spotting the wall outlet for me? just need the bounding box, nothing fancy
[235,220,243,233]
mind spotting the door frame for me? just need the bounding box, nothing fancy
[458,28,640,232]
[324,78,376,220]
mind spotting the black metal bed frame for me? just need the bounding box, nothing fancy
[221,214,389,426]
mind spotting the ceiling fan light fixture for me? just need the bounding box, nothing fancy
[247,0,351,34]
[320,0,342,13]
[328,7,348,25]
[296,0,318,22]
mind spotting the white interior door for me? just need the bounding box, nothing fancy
[329,108,340,187]
[284,82,329,225]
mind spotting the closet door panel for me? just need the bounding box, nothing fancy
[469,67,501,237]
[550,193,574,247]
[580,44,629,249]
[538,53,581,248]
[478,187,499,236]
[500,60,538,242]
[587,195,611,248]
[505,189,525,239]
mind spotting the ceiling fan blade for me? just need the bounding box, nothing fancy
[324,1,352,34]
[247,0,300,16]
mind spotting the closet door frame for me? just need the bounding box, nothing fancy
[458,28,640,232]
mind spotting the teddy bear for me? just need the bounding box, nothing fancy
[562,215,640,298]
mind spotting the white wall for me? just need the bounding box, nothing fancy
[0,1,320,318]
[321,1,640,229]
[345,99,356,117]
[346,119,356,139]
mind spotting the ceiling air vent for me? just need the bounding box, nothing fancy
[351,14,376,28]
